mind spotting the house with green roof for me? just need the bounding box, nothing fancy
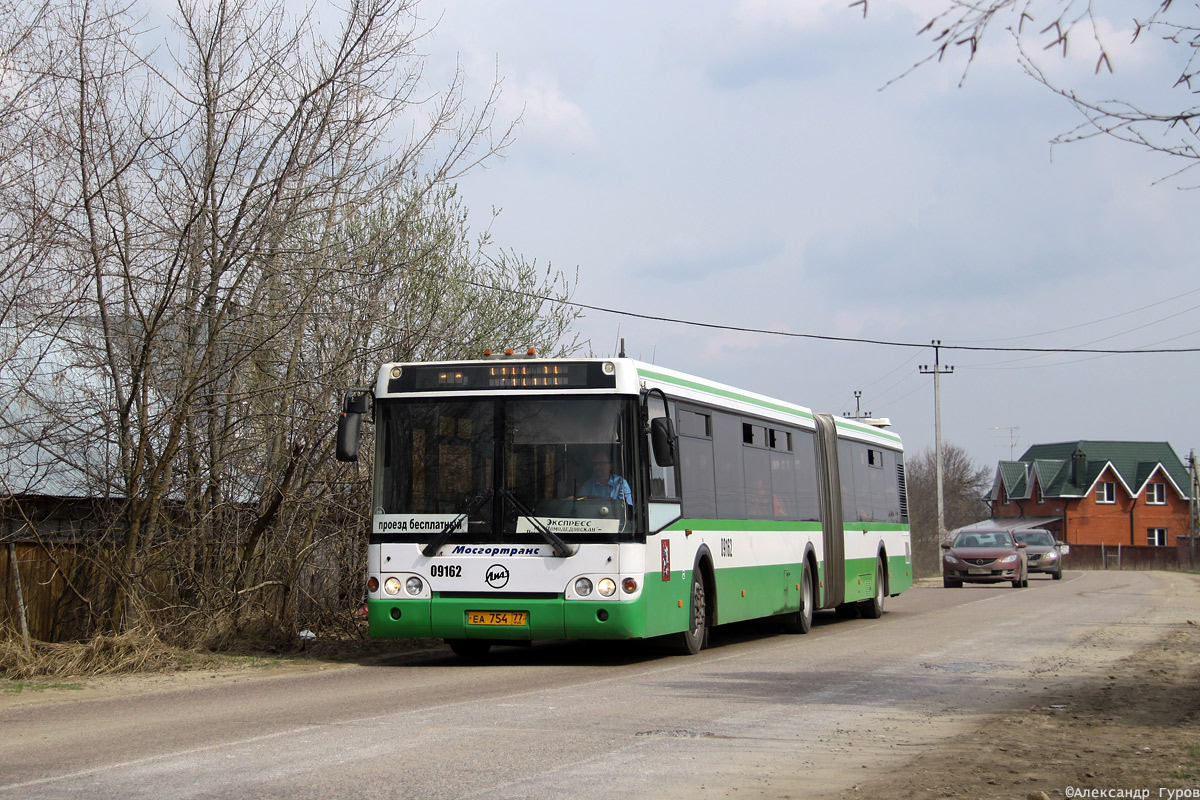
[989,441,1193,547]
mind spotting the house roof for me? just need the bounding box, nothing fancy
[993,440,1190,501]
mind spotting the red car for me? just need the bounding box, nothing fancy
[942,529,1028,588]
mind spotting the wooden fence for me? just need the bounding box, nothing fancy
[2,540,104,642]
[1062,539,1200,572]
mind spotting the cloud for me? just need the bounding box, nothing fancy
[633,235,786,283]
[731,0,844,29]
[700,2,942,91]
[500,72,594,152]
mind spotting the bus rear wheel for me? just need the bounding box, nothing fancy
[858,558,886,619]
[674,570,708,655]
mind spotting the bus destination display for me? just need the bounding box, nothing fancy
[389,362,616,392]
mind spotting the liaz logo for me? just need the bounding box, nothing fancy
[485,564,510,589]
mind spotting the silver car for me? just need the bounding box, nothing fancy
[1013,529,1066,580]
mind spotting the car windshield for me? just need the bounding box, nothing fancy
[1015,531,1055,546]
[953,531,1013,548]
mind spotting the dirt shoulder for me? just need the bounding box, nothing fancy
[0,636,444,711]
[833,613,1200,798]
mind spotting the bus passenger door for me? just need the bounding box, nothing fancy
[813,414,844,608]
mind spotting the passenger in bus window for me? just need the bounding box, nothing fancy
[581,453,633,505]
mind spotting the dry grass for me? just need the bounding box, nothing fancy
[0,628,184,680]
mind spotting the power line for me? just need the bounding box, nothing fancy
[474,281,1200,355]
[442,270,1200,355]
[954,286,1200,344]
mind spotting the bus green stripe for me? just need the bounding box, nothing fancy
[637,368,815,423]
[637,367,903,445]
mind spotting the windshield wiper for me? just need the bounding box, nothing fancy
[498,488,574,557]
[421,488,493,557]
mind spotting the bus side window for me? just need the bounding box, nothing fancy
[677,408,714,516]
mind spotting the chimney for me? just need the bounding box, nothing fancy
[1072,448,1088,486]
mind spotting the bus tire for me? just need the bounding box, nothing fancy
[447,639,491,660]
[858,558,885,619]
[674,569,709,655]
[781,560,814,635]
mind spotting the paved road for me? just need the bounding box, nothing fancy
[2,570,1194,799]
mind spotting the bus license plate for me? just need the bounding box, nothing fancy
[467,611,527,626]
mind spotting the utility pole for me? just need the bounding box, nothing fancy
[1189,450,1198,565]
[919,341,954,541]
[843,390,870,423]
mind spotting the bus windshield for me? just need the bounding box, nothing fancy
[373,395,641,545]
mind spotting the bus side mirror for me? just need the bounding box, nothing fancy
[650,416,676,467]
[336,391,372,462]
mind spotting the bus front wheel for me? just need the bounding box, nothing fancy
[781,561,813,634]
[674,570,709,655]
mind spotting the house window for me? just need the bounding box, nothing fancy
[1147,483,1166,505]
[1096,482,1116,504]
[1148,528,1168,546]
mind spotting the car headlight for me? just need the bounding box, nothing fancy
[944,555,961,565]
[1000,554,1019,564]
[1043,551,1058,560]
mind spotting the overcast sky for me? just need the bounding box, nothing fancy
[418,0,1200,473]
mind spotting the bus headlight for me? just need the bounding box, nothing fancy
[622,577,638,594]
[367,576,380,593]
[598,578,616,597]
[405,576,424,596]
[383,577,402,595]
[575,577,594,597]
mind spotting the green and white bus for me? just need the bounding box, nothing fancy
[335,354,911,658]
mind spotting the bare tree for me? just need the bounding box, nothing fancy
[905,444,992,577]
[864,1,1200,182]
[0,0,580,643]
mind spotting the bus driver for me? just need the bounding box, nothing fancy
[581,453,633,506]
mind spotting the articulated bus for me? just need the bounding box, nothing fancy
[335,354,911,659]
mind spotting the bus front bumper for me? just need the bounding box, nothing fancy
[368,595,648,641]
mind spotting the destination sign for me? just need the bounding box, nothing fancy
[386,362,616,393]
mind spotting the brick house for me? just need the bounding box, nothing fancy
[989,441,1193,547]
